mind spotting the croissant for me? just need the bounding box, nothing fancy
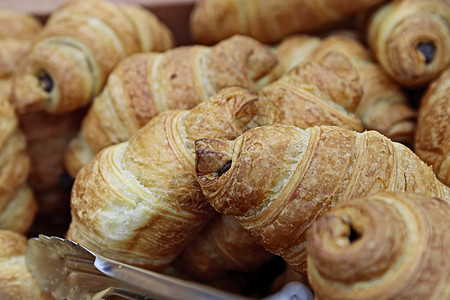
[366,0,450,87]
[252,52,363,132]
[0,230,55,300]
[194,125,450,274]
[12,0,174,114]
[260,35,417,145]
[64,35,277,178]
[67,87,259,271]
[19,109,84,214]
[307,192,450,300]
[174,214,273,280]
[0,92,37,234]
[190,0,385,45]
[0,39,32,80]
[415,68,450,186]
[0,9,42,87]
[0,8,42,40]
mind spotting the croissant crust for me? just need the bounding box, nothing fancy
[67,88,260,271]
[195,125,450,274]
[414,68,450,186]
[307,192,450,300]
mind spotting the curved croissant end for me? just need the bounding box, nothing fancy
[12,0,174,114]
[367,0,450,87]
[195,138,234,176]
[307,192,450,300]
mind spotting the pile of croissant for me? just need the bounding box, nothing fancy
[0,0,449,299]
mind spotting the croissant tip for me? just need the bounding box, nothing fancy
[12,71,52,114]
[195,138,233,176]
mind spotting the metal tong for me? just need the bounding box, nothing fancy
[25,235,314,300]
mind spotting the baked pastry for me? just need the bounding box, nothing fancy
[19,109,84,213]
[12,0,174,114]
[366,0,450,87]
[190,0,385,45]
[0,230,55,300]
[0,8,42,90]
[252,53,363,132]
[175,214,273,279]
[0,8,42,40]
[67,87,259,271]
[20,111,83,191]
[0,39,33,80]
[307,192,450,300]
[0,93,36,234]
[260,35,416,145]
[64,35,277,177]
[415,68,449,186]
[194,125,450,274]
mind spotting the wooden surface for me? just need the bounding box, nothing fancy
[0,0,197,45]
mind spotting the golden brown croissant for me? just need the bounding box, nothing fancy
[12,0,174,114]
[252,53,363,132]
[174,214,273,279]
[307,192,450,300]
[67,87,259,271]
[366,0,450,87]
[415,68,450,186]
[64,35,277,178]
[0,230,55,300]
[195,125,450,274]
[0,9,42,86]
[19,109,84,214]
[260,35,417,145]
[0,39,33,80]
[0,8,42,40]
[190,0,386,45]
[0,93,37,234]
